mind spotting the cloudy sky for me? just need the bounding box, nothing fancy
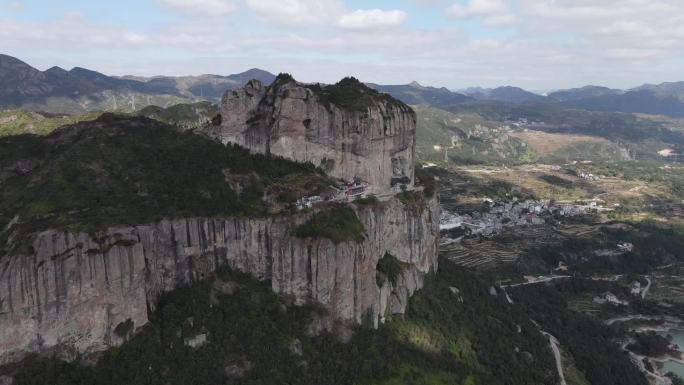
[1,0,683,90]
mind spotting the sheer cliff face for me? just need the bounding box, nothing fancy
[0,197,439,363]
[217,79,417,193]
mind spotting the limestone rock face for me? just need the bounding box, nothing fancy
[0,196,439,363]
[215,78,417,193]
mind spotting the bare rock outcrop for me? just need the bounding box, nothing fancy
[213,76,417,193]
[0,196,439,363]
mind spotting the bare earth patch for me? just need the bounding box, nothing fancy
[510,130,610,155]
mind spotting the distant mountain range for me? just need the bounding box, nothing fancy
[546,85,623,102]
[0,54,275,114]
[634,81,684,99]
[366,81,472,108]
[3,53,684,118]
[461,86,549,103]
[558,90,684,118]
[120,68,276,101]
[368,81,684,118]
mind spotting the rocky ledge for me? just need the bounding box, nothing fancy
[210,76,417,193]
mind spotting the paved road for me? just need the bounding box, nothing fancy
[502,275,571,288]
[621,341,673,385]
[541,331,567,385]
[605,314,682,326]
[642,277,652,299]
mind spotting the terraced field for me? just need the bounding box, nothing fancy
[433,165,597,269]
[554,224,605,238]
[567,300,603,315]
[441,240,520,269]
[441,225,570,269]
[648,272,684,304]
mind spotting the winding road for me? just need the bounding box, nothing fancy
[642,277,652,299]
[541,331,567,385]
[605,314,682,326]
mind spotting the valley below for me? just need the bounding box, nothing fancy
[424,159,684,385]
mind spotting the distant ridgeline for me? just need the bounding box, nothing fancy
[0,54,275,114]
[3,53,684,119]
[0,103,220,138]
[368,80,684,118]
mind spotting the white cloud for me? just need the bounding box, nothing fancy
[483,13,516,26]
[2,0,22,11]
[337,9,407,29]
[4,0,684,90]
[235,27,463,57]
[0,16,149,49]
[604,47,664,61]
[246,0,344,27]
[515,0,684,64]
[245,1,408,31]
[597,21,658,40]
[469,38,502,50]
[157,0,235,16]
[447,0,507,18]
[408,0,448,6]
[0,14,239,54]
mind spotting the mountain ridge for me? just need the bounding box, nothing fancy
[463,86,549,103]
[0,54,276,113]
[4,53,684,118]
[367,81,472,108]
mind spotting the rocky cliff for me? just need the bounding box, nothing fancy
[0,196,439,364]
[213,76,417,193]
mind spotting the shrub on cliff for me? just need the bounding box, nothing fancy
[274,72,295,84]
[295,204,364,243]
[354,194,379,206]
[376,253,409,287]
[396,190,423,205]
[415,167,438,198]
[113,319,134,340]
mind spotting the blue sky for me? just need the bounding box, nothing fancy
[1,0,683,90]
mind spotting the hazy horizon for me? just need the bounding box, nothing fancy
[2,0,683,90]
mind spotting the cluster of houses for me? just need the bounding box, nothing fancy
[505,118,547,129]
[440,198,599,236]
[592,279,646,306]
[593,292,629,306]
[594,241,635,257]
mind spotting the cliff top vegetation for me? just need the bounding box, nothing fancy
[309,77,412,112]
[0,114,328,255]
[271,74,411,113]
